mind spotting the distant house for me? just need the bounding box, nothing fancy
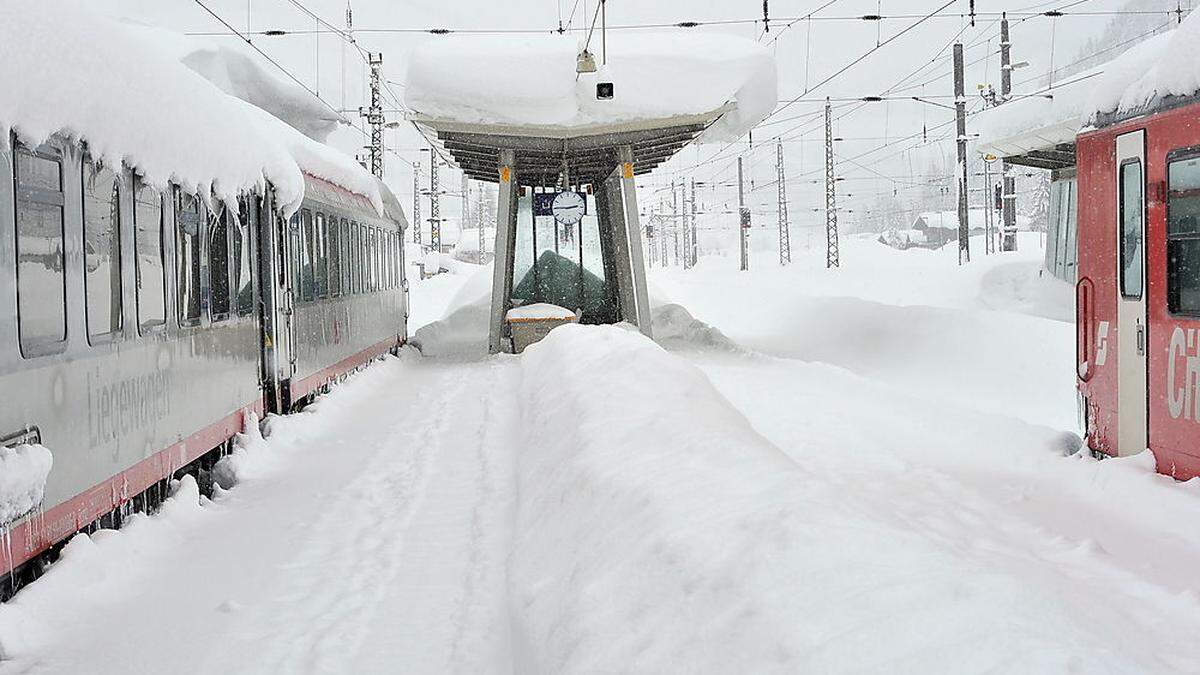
[908,209,1020,248]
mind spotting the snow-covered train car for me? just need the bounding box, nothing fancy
[1075,17,1200,479]
[0,5,407,595]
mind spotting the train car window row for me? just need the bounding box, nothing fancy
[82,159,122,342]
[287,209,402,305]
[1167,153,1200,315]
[13,145,68,356]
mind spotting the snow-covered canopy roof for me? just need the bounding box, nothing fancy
[0,1,385,218]
[403,31,775,185]
[404,32,775,142]
[974,69,1100,167]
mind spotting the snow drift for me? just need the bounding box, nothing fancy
[0,444,53,525]
[509,325,1188,673]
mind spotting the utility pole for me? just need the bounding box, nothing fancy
[777,138,791,265]
[672,180,682,267]
[954,42,970,265]
[461,172,470,252]
[689,178,698,266]
[1000,15,1018,252]
[412,160,422,245]
[476,181,487,262]
[680,180,691,269]
[824,98,840,269]
[983,159,994,254]
[428,155,442,270]
[738,156,750,271]
[361,52,384,178]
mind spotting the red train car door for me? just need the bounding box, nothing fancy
[1115,130,1148,456]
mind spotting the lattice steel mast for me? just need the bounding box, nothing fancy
[776,139,791,265]
[824,98,840,269]
[412,161,422,245]
[362,52,384,178]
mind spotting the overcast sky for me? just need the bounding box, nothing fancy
[98,0,1184,222]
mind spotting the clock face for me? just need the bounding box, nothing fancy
[551,191,587,225]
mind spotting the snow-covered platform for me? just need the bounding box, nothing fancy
[402,32,775,354]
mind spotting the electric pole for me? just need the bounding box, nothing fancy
[824,98,840,269]
[476,181,487,263]
[361,52,384,179]
[777,138,791,265]
[738,156,750,271]
[428,154,442,271]
[412,160,422,245]
[954,42,970,265]
[680,180,691,270]
[461,172,471,253]
[689,178,698,267]
[1000,15,1018,252]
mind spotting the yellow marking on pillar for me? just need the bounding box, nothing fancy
[499,166,511,183]
[622,162,634,179]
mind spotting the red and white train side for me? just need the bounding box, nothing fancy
[1076,101,1200,479]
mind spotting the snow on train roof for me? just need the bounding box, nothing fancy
[1084,19,1188,123]
[0,2,383,218]
[403,32,776,142]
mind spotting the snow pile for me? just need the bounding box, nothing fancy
[506,303,576,321]
[650,303,741,352]
[1085,11,1199,121]
[0,444,53,524]
[510,325,1161,672]
[974,67,1102,155]
[404,32,776,142]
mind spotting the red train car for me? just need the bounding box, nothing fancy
[1076,101,1200,479]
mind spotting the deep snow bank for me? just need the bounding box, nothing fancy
[0,444,52,525]
[511,325,803,672]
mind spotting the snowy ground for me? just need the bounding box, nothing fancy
[3,233,1200,673]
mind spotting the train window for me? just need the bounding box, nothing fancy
[1119,159,1144,300]
[329,216,341,297]
[176,190,203,325]
[233,198,254,316]
[390,233,398,288]
[340,218,350,294]
[314,212,328,299]
[134,181,166,332]
[1167,154,1200,315]
[370,228,379,291]
[209,205,231,320]
[14,146,67,355]
[299,209,314,302]
[83,160,122,340]
[352,222,362,293]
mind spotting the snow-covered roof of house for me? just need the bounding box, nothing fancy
[403,32,775,185]
[0,1,386,218]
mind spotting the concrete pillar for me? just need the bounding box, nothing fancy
[488,149,517,354]
[618,145,653,338]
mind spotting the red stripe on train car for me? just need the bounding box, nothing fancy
[289,334,402,402]
[1,400,263,573]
